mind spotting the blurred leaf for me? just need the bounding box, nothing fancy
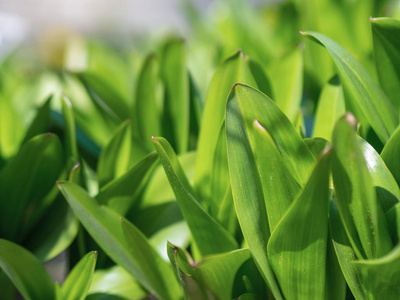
[87,265,147,300]
[79,72,130,121]
[152,137,238,256]
[194,50,257,204]
[22,96,52,145]
[386,203,400,244]
[371,17,400,110]
[25,196,79,262]
[330,201,368,299]
[304,137,330,160]
[58,182,179,299]
[134,54,161,149]
[96,152,158,215]
[332,114,392,259]
[0,133,64,241]
[267,46,303,122]
[312,75,345,141]
[267,149,331,299]
[302,31,398,144]
[97,120,132,187]
[0,239,54,300]
[160,38,190,153]
[61,94,79,160]
[61,251,97,300]
[244,56,274,98]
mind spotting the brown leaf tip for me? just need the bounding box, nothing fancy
[344,112,357,129]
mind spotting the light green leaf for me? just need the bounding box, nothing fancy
[96,152,158,215]
[371,17,400,110]
[353,244,400,298]
[152,136,238,256]
[160,38,190,154]
[195,50,257,204]
[58,181,180,300]
[267,149,331,300]
[330,201,367,300]
[87,266,147,300]
[0,133,64,240]
[22,96,51,145]
[134,53,162,149]
[97,120,132,187]
[0,239,54,300]
[61,251,97,300]
[332,114,392,259]
[121,218,180,298]
[61,94,79,160]
[381,125,400,187]
[266,45,303,122]
[359,137,400,212]
[312,75,345,142]
[301,31,398,144]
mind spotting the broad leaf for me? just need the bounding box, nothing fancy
[0,133,64,240]
[97,120,132,187]
[96,152,158,215]
[267,149,331,300]
[152,137,238,256]
[381,125,400,187]
[58,182,180,300]
[301,31,398,144]
[332,114,392,259]
[61,94,79,160]
[194,50,257,203]
[312,75,345,142]
[371,17,400,110]
[22,96,51,144]
[134,54,162,149]
[0,239,54,300]
[61,251,97,300]
[160,38,190,153]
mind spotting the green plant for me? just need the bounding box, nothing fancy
[0,0,400,299]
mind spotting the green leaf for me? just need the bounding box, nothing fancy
[251,120,300,231]
[244,56,274,98]
[96,152,158,215]
[24,196,79,262]
[194,50,257,204]
[121,218,180,298]
[359,137,400,212]
[97,120,132,187]
[0,133,64,240]
[381,125,400,187]
[160,38,190,153]
[371,17,400,110]
[267,149,331,300]
[266,45,303,121]
[312,75,345,142]
[0,239,54,300]
[134,54,162,149]
[79,72,130,121]
[61,251,97,300]
[353,245,400,298]
[87,266,147,300]
[301,31,398,143]
[61,94,79,160]
[22,96,52,145]
[152,136,238,256]
[330,201,367,300]
[332,114,392,259]
[58,182,179,300]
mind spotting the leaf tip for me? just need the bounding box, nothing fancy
[254,119,266,131]
[369,16,375,22]
[344,112,358,129]
[299,30,305,35]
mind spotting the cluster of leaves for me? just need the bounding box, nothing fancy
[1,0,400,299]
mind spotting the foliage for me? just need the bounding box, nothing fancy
[0,0,400,299]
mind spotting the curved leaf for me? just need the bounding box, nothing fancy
[371,17,400,109]
[152,136,238,256]
[267,149,331,300]
[0,239,54,300]
[301,31,398,143]
[62,251,97,300]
